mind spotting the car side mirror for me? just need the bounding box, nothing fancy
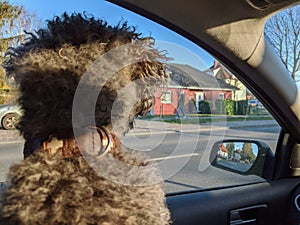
[210,140,274,179]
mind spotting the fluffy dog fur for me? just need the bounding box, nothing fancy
[3,12,168,140]
[0,150,170,225]
[0,13,171,224]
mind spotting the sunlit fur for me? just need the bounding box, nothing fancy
[0,13,170,224]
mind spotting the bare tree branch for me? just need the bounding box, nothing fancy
[0,1,42,90]
[265,5,300,81]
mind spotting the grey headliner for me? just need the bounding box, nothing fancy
[109,0,297,60]
[108,0,300,138]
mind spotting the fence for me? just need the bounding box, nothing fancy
[197,100,269,115]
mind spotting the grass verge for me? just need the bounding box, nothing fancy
[140,114,274,124]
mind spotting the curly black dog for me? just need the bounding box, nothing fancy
[0,13,170,225]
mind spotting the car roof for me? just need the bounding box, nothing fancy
[108,0,300,139]
[109,0,298,60]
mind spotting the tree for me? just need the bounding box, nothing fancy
[0,1,41,103]
[0,1,23,62]
[241,143,256,163]
[226,142,235,159]
[265,6,300,81]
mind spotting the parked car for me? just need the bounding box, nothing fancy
[248,99,264,108]
[0,104,22,130]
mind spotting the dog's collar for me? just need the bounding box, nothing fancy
[42,127,118,158]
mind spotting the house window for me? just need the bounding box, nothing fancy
[161,91,172,104]
[219,93,225,99]
[195,92,204,112]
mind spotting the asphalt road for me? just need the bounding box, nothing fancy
[0,142,23,181]
[123,124,279,193]
[0,125,280,193]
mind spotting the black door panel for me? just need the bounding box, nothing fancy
[167,179,300,225]
[229,204,268,225]
[287,183,300,225]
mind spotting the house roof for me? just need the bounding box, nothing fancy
[220,144,228,153]
[166,63,238,91]
[211,61,233,80]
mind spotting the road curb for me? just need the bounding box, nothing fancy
[128,126,229,136]
[0,130,24,143]
[129,122,278,136]
[227,123,279,130]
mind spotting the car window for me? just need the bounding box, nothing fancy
[0,0,281,194]
[123,62,280,193]
[265,5,300,86]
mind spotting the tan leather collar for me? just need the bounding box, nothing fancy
[42,127,119,158]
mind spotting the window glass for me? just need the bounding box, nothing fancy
[264,5,300,86]
[0,0,280,194]
[161,91,172,104]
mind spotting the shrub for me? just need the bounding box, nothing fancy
[188,99,197,113]
[235,100,248,115]
[214,99,226,114]
[224,99,234,115]
[198,100,211,114]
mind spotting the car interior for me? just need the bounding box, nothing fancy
[110,0,300,224]
[0,0,300,224]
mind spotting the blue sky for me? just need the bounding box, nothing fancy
[10,0,214,70]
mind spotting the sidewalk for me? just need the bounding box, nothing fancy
[0,130,24,143]
[129,118,279,135]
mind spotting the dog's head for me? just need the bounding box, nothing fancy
[3,13,169,140]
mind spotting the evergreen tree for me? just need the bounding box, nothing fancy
[241,143,256,163]
[226,142,235,159]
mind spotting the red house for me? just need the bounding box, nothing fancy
[152,63,238,116]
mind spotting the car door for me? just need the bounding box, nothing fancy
[109,1,300,224]
[0,1,299,224]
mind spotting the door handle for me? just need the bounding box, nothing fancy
[229,204,268,225]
